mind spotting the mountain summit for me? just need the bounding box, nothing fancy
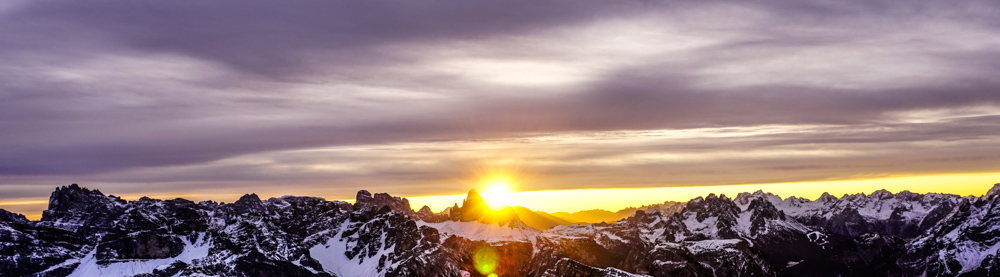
[2,184,999,276]
[446,189,521,227]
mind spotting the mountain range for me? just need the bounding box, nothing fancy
[3,183,1000,276]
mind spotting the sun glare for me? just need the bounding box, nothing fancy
[482,180,514,210]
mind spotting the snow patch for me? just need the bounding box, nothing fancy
[67,234,210,277]
[309,228,395,276]
[416,220,539,242]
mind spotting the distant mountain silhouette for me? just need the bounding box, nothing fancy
[553,201,685,224]
[446,189,521,227]
[511,206,576,229]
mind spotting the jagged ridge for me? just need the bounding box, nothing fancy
[2,183,1000,276]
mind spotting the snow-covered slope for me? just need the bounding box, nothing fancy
[735,189,961,238]
[66,234,210,277]
[5,183,1000,276]
[898,185,1000,276]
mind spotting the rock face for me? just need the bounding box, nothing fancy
[448,189,520,227]
[787,233,906,276]
[39,183,128,235]
[459,189,487,222]
[897,186,1000,276]
[4,184,1000,276]
[734,189,962,238]
[353,190,412,214]
[0,209,27,223]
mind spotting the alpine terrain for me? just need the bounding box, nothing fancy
[3,183,1000,277]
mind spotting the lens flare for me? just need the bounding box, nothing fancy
[473,244,499,275]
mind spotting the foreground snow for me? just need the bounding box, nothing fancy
[310,228,396,277]
[65,234,210,277]
[416,220,540,242]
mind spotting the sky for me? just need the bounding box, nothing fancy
[2,0,1000,219]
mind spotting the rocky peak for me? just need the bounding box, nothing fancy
[417,205,433,215]
[986,183,1000,199]
[684,193,740,219]
[447,203,461,220]
[840,192,867,202]
[870,189,893,200]
[817,192,838,202]
[354,190,374,209]
[747,198,783,219]
[438,189,522,226]
[236,193,261,204]
[784,196,809,206]
[706,193,722,201]
[895,190,922,201]
[351,190,412,215]
[747,197,785,236]
[462,189,485,209]
[460,189,487,222]
[373,193,411,212]
[680,193,742,239]
[41,183,125,223]
[0,209,28,223]
[231,193,267,214]
[689,196,704,204]
[734,190,781,208]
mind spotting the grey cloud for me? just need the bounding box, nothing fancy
[1,0,1000,205]
[2,0,632,77]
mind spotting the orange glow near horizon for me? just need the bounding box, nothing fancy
[2,172,998,221]
[408,172,1000,214]
[482,180,514,210]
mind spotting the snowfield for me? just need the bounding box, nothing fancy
[65,234,210,277]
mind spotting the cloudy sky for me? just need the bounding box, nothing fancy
[2,0,999,217]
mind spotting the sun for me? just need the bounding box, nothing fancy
[482,180,514,210]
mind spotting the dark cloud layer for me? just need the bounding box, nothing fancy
[2,0,999,204]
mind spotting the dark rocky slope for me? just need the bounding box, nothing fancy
[2,183,999,276]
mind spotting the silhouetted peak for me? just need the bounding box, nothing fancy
[236,193,261,204]
[459,189,495,222]
[40,184,127,229]
[374,192,412,212]
[44,184,123,218]
[353,190,374,210]
[199,200,219,206]
[464,189,484,206]
[56,183,101,196]
[351,191,411,214]
[356,190,373,202]
[0,209,28,223]
[229,193,268,214]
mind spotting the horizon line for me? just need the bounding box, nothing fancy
[3,172,998,221]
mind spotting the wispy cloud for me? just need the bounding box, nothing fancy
[1,0,999,207]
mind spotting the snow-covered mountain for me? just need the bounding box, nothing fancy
[2,183,999,276]
[734,189,962,238]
